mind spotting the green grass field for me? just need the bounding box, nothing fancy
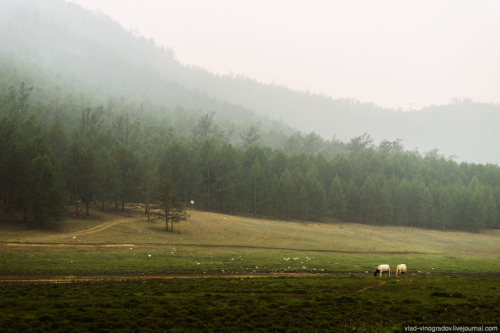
[0,207,499,331]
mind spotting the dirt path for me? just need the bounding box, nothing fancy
[34,217,142,241]
[0,272,334,284]
[355,281,386,293]
[1,272,499,285]
[0,241,428,255]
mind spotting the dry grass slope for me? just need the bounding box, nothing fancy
[1,207,499,259]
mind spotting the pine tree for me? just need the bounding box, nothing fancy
[157,179,188,232]
[141,151,156,221]
[29,154,64,228]
[275,168,294,220]
[330,174,347,220]
[305,174,327,221]
[419,188,434,229]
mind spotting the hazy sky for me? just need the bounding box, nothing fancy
[70,0,500,110]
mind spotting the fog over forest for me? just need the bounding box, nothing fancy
[1,0,500,231]
[2,0,500,165]
[68,0,500,166]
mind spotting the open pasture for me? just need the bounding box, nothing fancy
[1,208,498,278]
[0,208,499,331]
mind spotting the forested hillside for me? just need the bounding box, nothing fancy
[0,0,302,151]
[1,83,500,231]
[1,0,500,232]
[2,0,500,165]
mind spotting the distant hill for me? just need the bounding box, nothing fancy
[182,63,500,165]
[1,0,499,164]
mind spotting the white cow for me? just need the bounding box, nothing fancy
[374,264,391,277]
[395,264,407,277]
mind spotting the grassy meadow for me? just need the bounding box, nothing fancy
[0,207,499,331]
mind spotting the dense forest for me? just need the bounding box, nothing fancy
[1,0,500,232]
[1,82,499,232]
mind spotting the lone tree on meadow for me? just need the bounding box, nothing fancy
[157,180,188,232]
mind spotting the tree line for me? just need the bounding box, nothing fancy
[1,83,499,232]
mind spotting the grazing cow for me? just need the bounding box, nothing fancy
[373,264,391,277]
[395,264,407,277]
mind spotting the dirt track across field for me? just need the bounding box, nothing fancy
[1,272,499,285]
[33,217,141,241]
[355,281,386,293]
[0,241,428,255]
[0,272,330,284]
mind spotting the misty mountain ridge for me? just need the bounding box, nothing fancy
[1,0,499,165]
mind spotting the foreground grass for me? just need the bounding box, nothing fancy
[0,276,498,332]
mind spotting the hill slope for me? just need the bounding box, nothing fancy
[1,0,499,164]
[2,209,499,260]
[0,0,295,147]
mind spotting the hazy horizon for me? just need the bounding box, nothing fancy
[69,0,500,110]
